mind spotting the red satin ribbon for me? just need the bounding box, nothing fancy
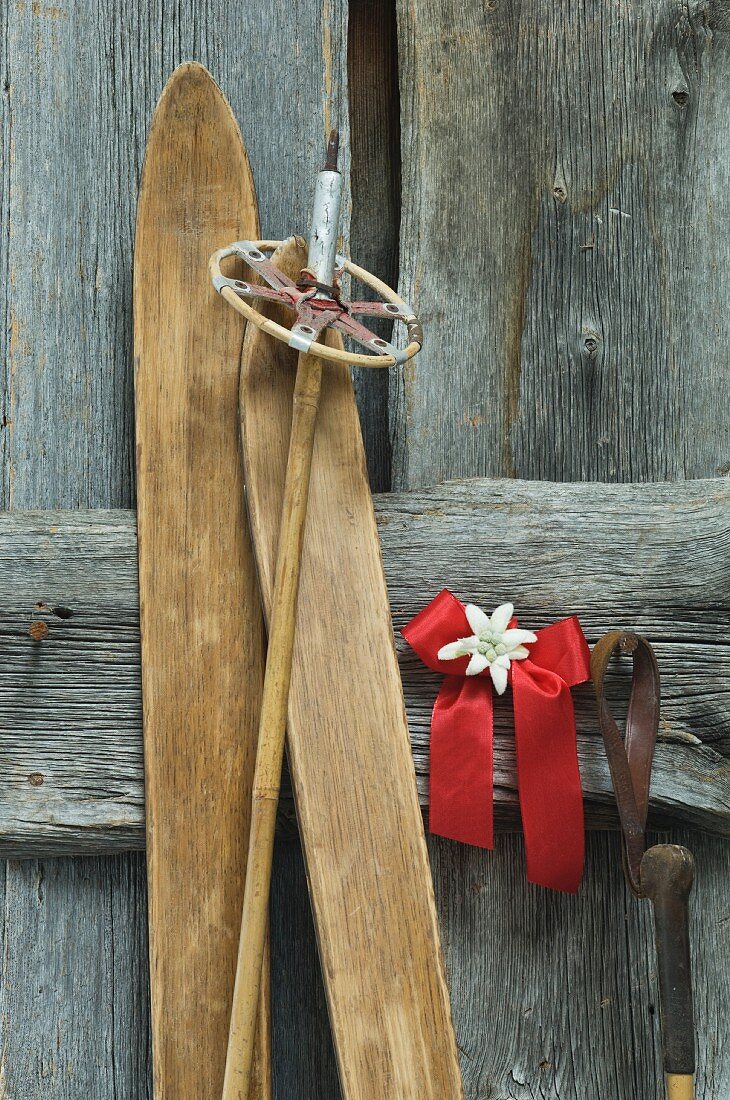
[402,590,591,893]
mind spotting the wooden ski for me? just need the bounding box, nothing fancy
[134,63,270,1099]
[240,237,463,1098]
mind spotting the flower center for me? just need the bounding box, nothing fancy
[476,629,507,660]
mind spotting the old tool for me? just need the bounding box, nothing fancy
[135,64,270,1098]
[210,135,434,1100]
[592,632,695,1100]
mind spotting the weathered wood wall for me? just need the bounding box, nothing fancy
[0,484,727,854]
[394,1,729,1097]
[0,1,348,1096]
[0,1,727,1098]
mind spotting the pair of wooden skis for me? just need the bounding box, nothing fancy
[134,63,463,1099]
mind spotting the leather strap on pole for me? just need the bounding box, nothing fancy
[591,631,695,1086]
[590,630,659,894]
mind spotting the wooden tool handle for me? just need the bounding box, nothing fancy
[222,351,323,1100]
[640,844,695,1096]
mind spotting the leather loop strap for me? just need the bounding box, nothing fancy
[592,633,696,1084]
[590,631,660,894]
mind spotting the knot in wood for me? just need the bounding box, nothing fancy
[582,332,601,357]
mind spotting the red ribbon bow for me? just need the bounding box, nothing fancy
[402,590,591,893]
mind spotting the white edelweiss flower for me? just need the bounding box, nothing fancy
[437,601,537,695]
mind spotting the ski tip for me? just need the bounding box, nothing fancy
[171,59,215,80]
[137,63,230,231]
[165,60,221,96]
[136,59,259,240]
[135,59,260,326]
[149,62,229,129]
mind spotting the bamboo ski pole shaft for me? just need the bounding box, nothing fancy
[222,350,321,1100]
[222,133,342,1100]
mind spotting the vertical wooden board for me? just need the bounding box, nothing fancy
[0,24,10,502]
[269,838,341,1100]
[348,0,401,492]
[395,0,729,488]
[395,1,730,1097]
[0,855,151,1099]
[241,238,463,1099]
[134,63,269,1099]
[2,3,148,1097]
[508,2,730,482]
[2,0,350,1095]
[394,0,527,489]
[430,835,652,1099]
[430,831,730,1100]
[675,830,730,1096]
[4,0,137,509]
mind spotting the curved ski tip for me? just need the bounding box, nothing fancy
[167,60,222,95]
[172,60,215,80]
[150,61,229,124]
[137,60,257,224]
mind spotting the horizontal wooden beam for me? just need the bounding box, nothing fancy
[0,477,727,858]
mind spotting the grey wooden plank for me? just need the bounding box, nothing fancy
[270,837,340,1100]
[3,0,150,1094]
[508,3,730,485]
[0,511,143,855]
[395,0,729,491]
[0,854,151,1100]
[0,8,10,506]
[1,1,350,1096]
[348,0,400,491]
[395,2,730,1097]
[0,478,726,854]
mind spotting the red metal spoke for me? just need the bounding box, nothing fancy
[254,257,299,293]
[231,283,297,306]
[294,301,341,341]
[332,313,395,355]
[347,301,403,319]
[237,245,300,293]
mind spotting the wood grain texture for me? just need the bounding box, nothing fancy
[395,0,729,490]
[240,238,463,1099]
[395,3,730,1096]
[0,476,727,853]
[429,825,730,1100]
[1,1,150,1095]
[0,854,152,1099]
[1,0,350,1095]
[134,63,270,1099]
